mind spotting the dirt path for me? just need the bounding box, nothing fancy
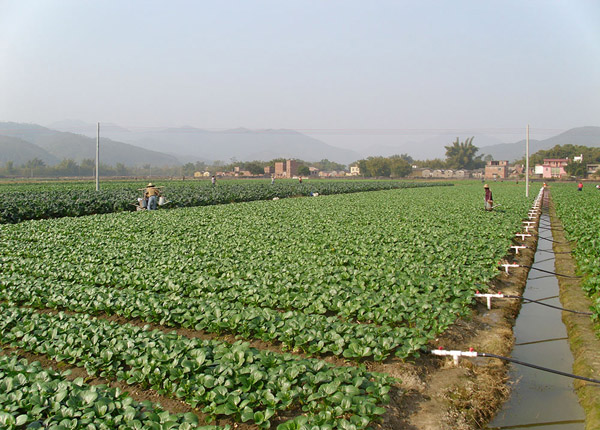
[548,196,600,430]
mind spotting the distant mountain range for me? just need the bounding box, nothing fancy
[2,121,599,166]
[0,135,59,166]
[47,121,361,165]
[0,122,179,167]
[476,126,600,161]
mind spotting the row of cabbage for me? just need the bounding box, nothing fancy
[0,351,221,430]
[0,183,535,361]
[0,305,392,430]
[550,183,600,327]
[0,179,446,223]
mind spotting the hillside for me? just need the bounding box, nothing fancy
[0,135,59,165]
[479,126,600,161]
[49,122,361,165]
[0,122,180,166]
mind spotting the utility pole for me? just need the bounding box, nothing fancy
[525,124,529,198]
[96,122,100,191]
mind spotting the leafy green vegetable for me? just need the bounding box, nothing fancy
[0,351,229,430]
[0,306,394,429]
[550,183,600,328]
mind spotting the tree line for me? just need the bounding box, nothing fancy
[0,157,348,179]
[9,138,595,180]
[355,137,486,177]
[0,137,487,179]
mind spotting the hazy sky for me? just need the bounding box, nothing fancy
[1,0,599,151]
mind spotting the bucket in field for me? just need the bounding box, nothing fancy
[158,196,166,206]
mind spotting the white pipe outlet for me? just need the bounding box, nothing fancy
[501,263,520,274]
[516,233,532,240]
[431,349,478,365]
[475,292,506,309]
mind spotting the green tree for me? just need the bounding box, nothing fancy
[194,161,207,172]
[413,158,447,169]
[357,159,368,177]
[23,158,46,168]
[80,159,95,176]
[297,165,311,176]
[5,161,15,175]
[444,137,484,170]
[365,157,391,177]
[182,163,196,176]
[313,159,346,172]
[399,153,414,164]
[244,162,265,175]
[565,162,586,178]
[23,158,46,177]
[56,158,79,176]
[115,163,129,176]
[389,155,412,177]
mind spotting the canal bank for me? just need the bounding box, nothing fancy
[549,195,600,430]
[488,190,586,429]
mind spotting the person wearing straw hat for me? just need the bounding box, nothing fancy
[145,183,161,210]
[484,184,493,211]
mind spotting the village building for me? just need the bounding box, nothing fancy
[274,159,299,178]
[485,160,509,179]
[586,163,600,177]
[536,158,569,179]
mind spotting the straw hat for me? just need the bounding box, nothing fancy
[147,183,155,187]
[484,184,489,188]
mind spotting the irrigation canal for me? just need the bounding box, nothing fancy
[487,191,585,429]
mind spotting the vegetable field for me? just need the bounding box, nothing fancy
[549,183,600,328]
[0,179,446,224]
[0,182,536,429]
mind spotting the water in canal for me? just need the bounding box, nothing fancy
[487,196,585,429]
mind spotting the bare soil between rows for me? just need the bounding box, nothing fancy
[548,197,600,430]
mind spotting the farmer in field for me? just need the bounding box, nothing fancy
[484,184,493,211]
[145,183,161,210]
[578,181,583,191]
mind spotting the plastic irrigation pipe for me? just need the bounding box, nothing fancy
[503,294,593,315]
[474,292,592,314]
[538,236,575,245]
[477,352,600,385]
[536,249,572,255]
[519,264,581,279]
[538,226,564,232]
[428,349,600,384]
